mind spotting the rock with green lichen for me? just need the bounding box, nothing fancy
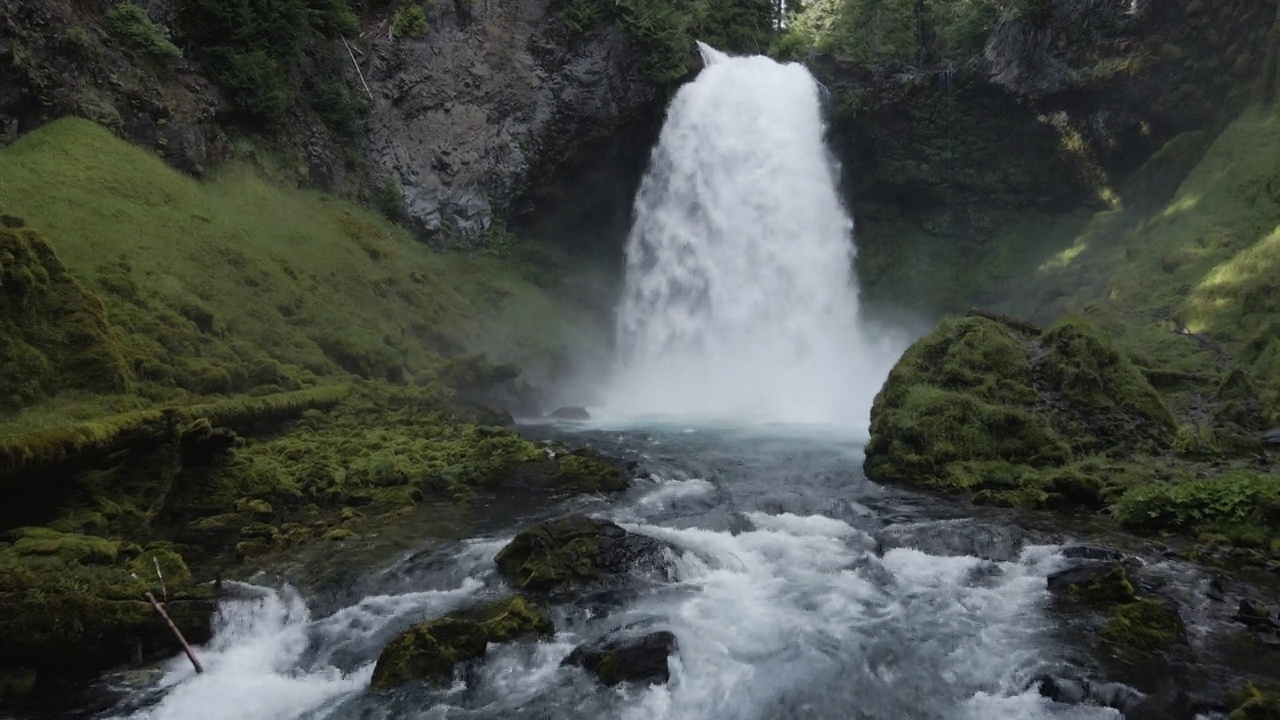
[1047,562,1137,605]
[369,595,553,690]
[1228,682,1280,720]
[865,314,1174,508]
[1100,598,1188,652]
[494,515,672,593]
[0,532,213,689]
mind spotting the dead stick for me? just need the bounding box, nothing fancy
[342,37,373,99]
[145,591,204,674]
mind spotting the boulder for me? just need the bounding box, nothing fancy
[864,316,1176,508]
[369,595,553,691]
[494,515,672,593]
[1033,674,1147,715]
[875,518,1026,562]
[563,630,677,686]
[1047,562,1137,605]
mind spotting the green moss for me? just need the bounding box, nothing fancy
[0,668,36,698]
[1229,682,1280,720]
[493,515,607,591]
[104,4,182,61]
[8,528,118,565]
[552,451,628,493]
[1100,598,1188,651]
[0,224,131,410]
[369,595,553,690]
[323,528,354,541]
[125,547,194,595]
[1064,564,1137,605]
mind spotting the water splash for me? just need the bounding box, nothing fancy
[603,42,899,427]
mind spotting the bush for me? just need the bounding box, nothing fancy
[392,3,429,38]
[180,0,357,125]
[105,4,182,61]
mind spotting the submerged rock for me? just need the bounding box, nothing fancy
[875,518,1026,562]
[494,515,672,593]
[1033,674,1148,715]
[369,595,553,691]
[563,630,677,686]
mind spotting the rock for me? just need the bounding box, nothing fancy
[875,518,1026,562]
[864,316,1175,508]
[547,406,591,421]
[494,515,672,593]
[1233,599,1278,633]
[369,595,553,691]
[1033,674,1148,715]
[1060,544,1127,563]
[1047,562,1137,605]
[1123,686,1202,720]
[1101,599,1188,652]
[1227,683,1280,720]
[563,630,677,686]
[1262,428,1280,445]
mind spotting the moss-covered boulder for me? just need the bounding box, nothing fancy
[1100,598,1188,652]
[865,314,1177,507]
[494,515,671,593]
[563,630,677,687]
[0,531,213,690]
[1228,683,1280,720]
[0,221,130,410]
[1047,562,1137,605]
[369,595,553,690]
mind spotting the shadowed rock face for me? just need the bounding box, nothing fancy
[359,5,661,242]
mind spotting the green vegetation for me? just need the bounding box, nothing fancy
[392,3,429,38]
[1228,683,1280,720]
[1100,598,1188,652]
[778,0,1005,63]
[104,4,182,61]
[559,0,777,82]
[370,595,553,690]
[0,117,624,701]
[178,0,358,124]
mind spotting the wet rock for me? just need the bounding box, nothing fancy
[1033,674,1148,715]
[494,515,673,593]
[1262,427,1280,445]
[1123,686,1202,720]
[563,630,677,686]
[1060,544,1127,563]
[547,406,591,421]
[874,518,1026,562]
[1047,562,1137,605]
[369,595,553,691]
[1233,599,1278,633]
[1227,683,1280,719]
[1101,599,1189,652]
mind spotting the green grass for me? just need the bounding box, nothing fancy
[0,118,607,421]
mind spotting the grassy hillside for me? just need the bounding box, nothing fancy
[0,117,609,425]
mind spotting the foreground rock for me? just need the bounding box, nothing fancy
[1047,558,1188,653]
[875,518,1026,563]
[494,515,672,593]
[563,630,677,686]
[370,595,553,691]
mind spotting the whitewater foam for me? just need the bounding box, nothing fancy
[603,43,901,427]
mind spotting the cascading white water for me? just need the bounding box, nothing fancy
[605,42,892,426]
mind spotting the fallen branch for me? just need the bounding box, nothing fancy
[342,37,373,99]
[144,591,204,674]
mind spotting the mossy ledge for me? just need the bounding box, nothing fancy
[369,595,553,691]
[865,311,1280,558]
[0,386,350,476]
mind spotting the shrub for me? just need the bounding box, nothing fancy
[392,3,429,38]
[105,4,182,61]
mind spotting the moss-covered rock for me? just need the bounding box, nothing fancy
[0,223,130,410]
[865,314,1175,505]
[494,515,670,593]
[1047,563,1137,606]
[1100,598,1188,652]
[0,534,213,686]
[369,595,553,690]
[1228,682,1280,720]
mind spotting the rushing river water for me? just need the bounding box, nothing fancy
[100,421,1155,720]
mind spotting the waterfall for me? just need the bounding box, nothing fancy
[604,42,888,426]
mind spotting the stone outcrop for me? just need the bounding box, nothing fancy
[357,3,660,241]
